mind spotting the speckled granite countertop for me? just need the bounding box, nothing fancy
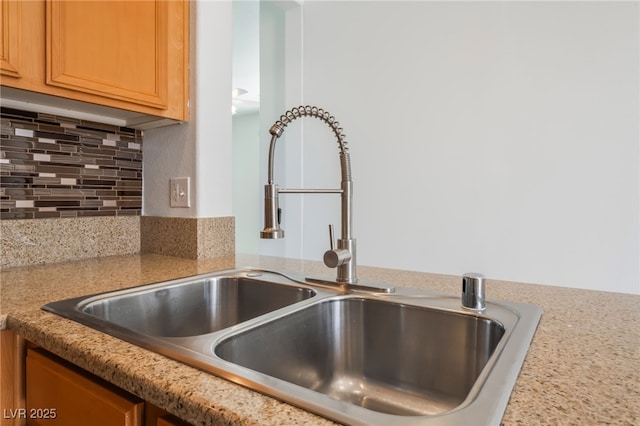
[1,254,638,425]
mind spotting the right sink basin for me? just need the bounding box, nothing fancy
[215,297,505,416]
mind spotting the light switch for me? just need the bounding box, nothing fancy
[170,177,190,208]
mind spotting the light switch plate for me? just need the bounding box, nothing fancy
[170,177,190,208]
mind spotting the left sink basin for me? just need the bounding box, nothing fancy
[44,271,316,337]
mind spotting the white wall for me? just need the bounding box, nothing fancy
[270,1,639,294]
[233,112,260,253]
[144,0,233,218]
[257,1,305,258]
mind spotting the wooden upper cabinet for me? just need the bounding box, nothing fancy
[47,1,169,109]
[0,0,189,123]
[0,0,20,78]
[0,0,45,87]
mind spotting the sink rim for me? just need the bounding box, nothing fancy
[41,268,543,426]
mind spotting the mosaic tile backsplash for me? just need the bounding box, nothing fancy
[0,107,142,219]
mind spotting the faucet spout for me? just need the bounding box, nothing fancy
[260,106,357,284]
[260,183,284,239]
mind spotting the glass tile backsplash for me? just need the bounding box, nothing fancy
[0,107,142,219]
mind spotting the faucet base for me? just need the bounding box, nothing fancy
[335,238,357,283]
[305,276,395,294]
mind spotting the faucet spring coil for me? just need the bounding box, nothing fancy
[271,105,349,154]
[264,105,358,284]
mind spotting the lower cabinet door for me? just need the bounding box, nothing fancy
[26,348,144,426]
[144,403,192,426]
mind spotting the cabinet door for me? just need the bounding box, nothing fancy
[0,0,20,77]
[46,0,168,109]
[1,330,25,426]
[144,404,191,426]
[144,403,191,426]
[157,417,190,426]
[26,348,144,426]
[0,0,48,92]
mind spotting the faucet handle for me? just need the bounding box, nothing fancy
[328,224,336,250]
[324,224,351,268]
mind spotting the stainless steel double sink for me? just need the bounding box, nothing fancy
[43,269,542,425]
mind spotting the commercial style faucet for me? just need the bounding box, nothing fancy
[260,106,358,284]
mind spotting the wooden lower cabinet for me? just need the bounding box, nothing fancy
[24,347,190,426]
[26,347,143,426]
[144,404,191,426]
[1,330,25,426]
